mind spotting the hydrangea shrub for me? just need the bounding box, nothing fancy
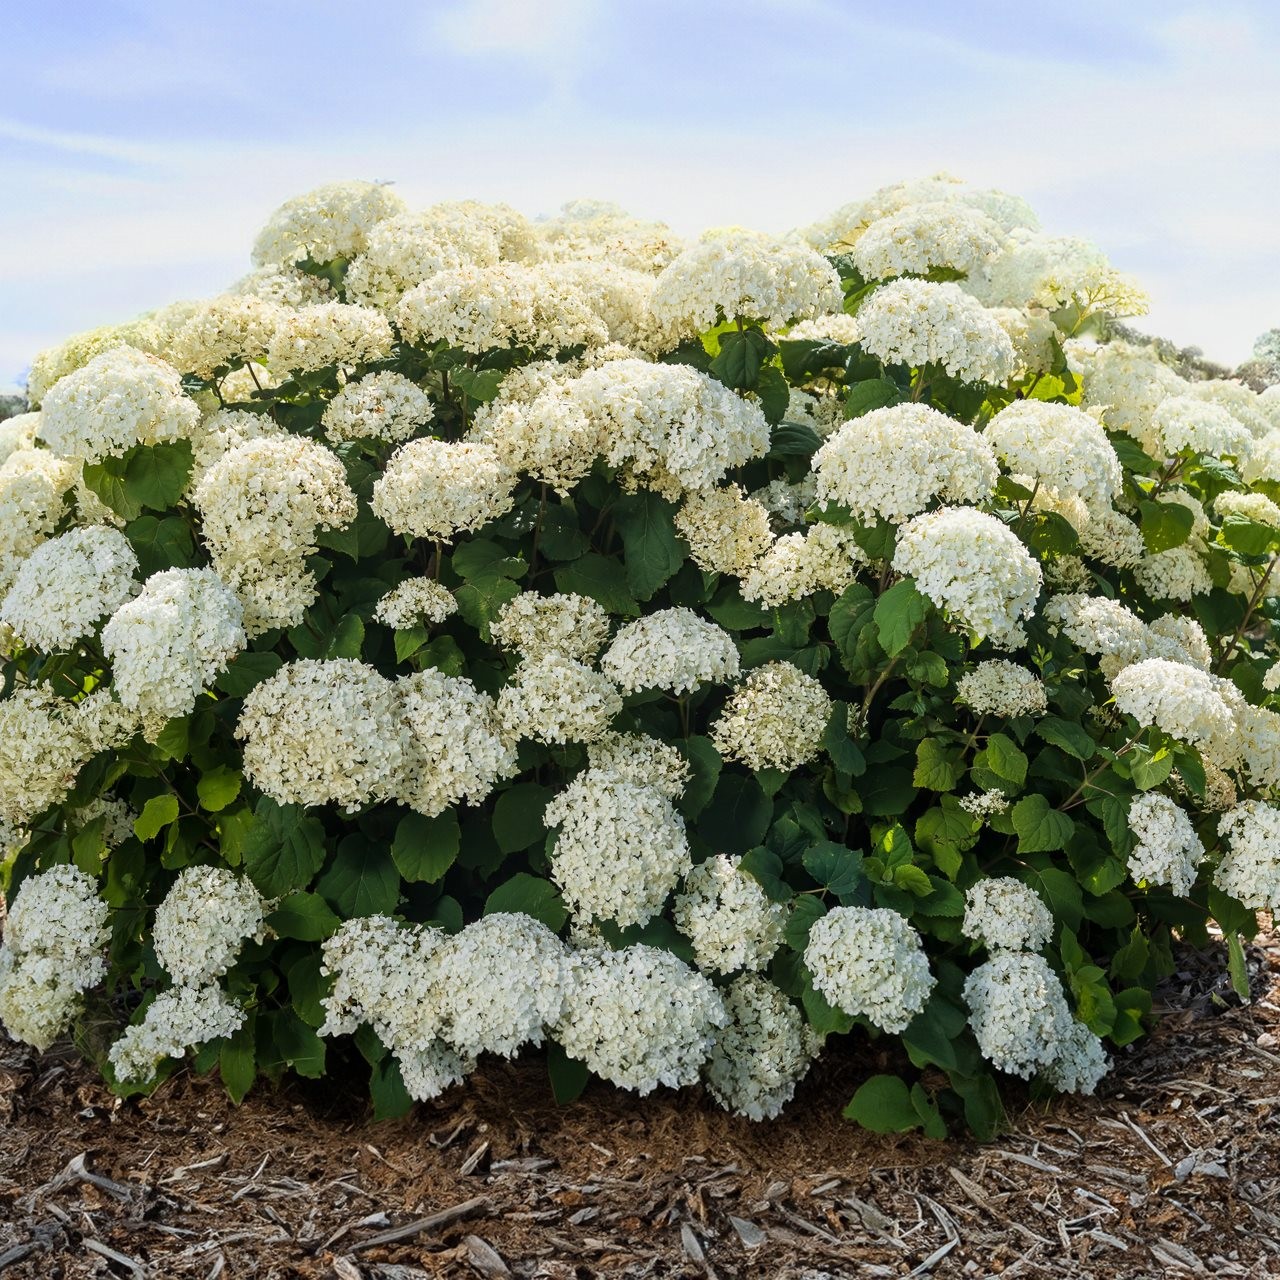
[3,176,1279,1138]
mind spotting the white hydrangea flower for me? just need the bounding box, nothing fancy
[586,732,690,800]
[1,864,109,989]
[964,951,1073,1079]
[739,523,866,607]
[545,768,692,927]
[1243,429,1280,485]
[704,975,822,1121]
[750,474,820,529]
[109,985,246,1084]
[804,907,935,1033]
[1126,794,1204,896]
[321,371,435,445]
[601,608,739,694]
[434,913,569,1059]
[1110,658,1236,751]
[0,687,123,827]
[852,202,1004,281]
[71,794,136,850]
[396,669,517,816]
[1075,506,1146,571]
[990,307,1058,379]
[647,227,841,334]
[961,878,1054,953]
[1133,545,1213,602]
[1152,395,1254,460]
[396,261,608,353]
[1145,614,1213,672]
[166,295,285,379]
[489,591,612,663]
[1264,660,1280,694]
[893,506,1042,648]
[1043,593,1150,676]
[0,951,94,1051]
[955,660,1047,718]
[371,438,515,542]
[983,401,1122,509]
[152,866,266,986]
[812,403,998,524]
[959,789,1011,820]
[373,578,457,629]
[535,200,682,274]
[229,264,333,309]
[570,359,772,497]
[857,279,1016,383]
[188,407,286,486]
[710,661,832,771]
[237,660,408,811]
[395,1041,474,1102]
[496,653,621,745]
[783,313,861,344]
[37,347,199,463]
[553,944,727,1094]
[267,302,395,374]
[673,854,788,974]
[1216,489,1280,529]
[1215,801,1280,910]
[251,180,408,268]
[675,485,773,577]
[1044,1019,1109,1095]
[192,435,356,635]
[0,526,138,652]
[102,568,246,727]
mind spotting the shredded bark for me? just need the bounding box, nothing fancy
[1,934,1276,1278]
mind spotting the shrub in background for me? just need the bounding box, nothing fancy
[2,175,1279,1138]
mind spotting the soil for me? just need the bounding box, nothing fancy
[1,935,1277,1280]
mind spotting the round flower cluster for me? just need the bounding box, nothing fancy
[857,279,1017,383]
[1215,802,1280,910]
[152,866,267,986]
[852,202,1003,281]
[544,768,691,927]
[110,985,247,1084]
[812,403,998,524]
[1151,395,1255,460]
[739,523,864,607]
[496,653,622,744]
[704,975,822,1121]
[0,866,109,1050]
[674,485,774,577]
[373,578,457,629]
[710,661,832,771]
[38,347,200,463]
[0,525,138,652]
[1127,794,1205,896]
[251,180,408,269]
[101,568,246,728]
[1109,659,1236,751]
[553,945,727,1094]
[955,660,1047,718]
[586,732,690,799]
[489,591,612,663]
[672,854,788,974]
[321,371,435,444]
[804,907,935,1033]
[983,402,1122,509]
[372,439,515,542]
[601,608,740,695]
[961,878,1054,953]
[893,506,1042,648]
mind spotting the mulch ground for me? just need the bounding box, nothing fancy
[1,936,1278,1280]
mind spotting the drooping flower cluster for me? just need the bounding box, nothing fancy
[673,854,788,974]
[1215,802,1280,910]
[1126,794,1205,896]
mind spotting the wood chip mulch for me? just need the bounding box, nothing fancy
[1,935,1277,1279]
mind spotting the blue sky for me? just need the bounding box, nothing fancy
[2,1,1278,394]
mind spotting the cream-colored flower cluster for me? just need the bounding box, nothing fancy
[673,854,788,974]
[710,660,832,771]
[961,877,1054,953]
[321,371,435,444]
[955,660,1047,718]
[1127,794,1205,896]
[601,607,740,695]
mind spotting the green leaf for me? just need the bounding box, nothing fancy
[913,738,965,791]
[324,613,365,660]
[547,1042,590,1104]
[1138,499,1194,554]
[845,378,902,419]
[783,894,826,950]
[802,841,864,897]
[287,950,329,1027]
[268,1008,326,1079]
[843,1075,933,1134]
[828,583,876,665]
[698,773,772,854]
[451,365,506,403]
[241,799,328,898]
[454,575,521,638]
[767,421,822,459]
[949,1071,1005,1141]
[1227,934,1251,1000]
[394,624,430,663]
[1220,514,1276,558]
[134,794,179,841]
[1011,795,1075,853]
[126,514,195,576]
[1020,865,1084,931]
[82,454,141,520]
[858,764,915,817]
[126,441,194,511]
[1034,717,1096,761]
[369,1055,414,1120]
[196,766,242,813]
[612,491,685,601]
[493,783,554,854]
[756,365,791,425]
[452,538,525,581]
[391,811,461,884]
[893,864,933,896]
[268,891,341,941]
[974,733,1028,790]
[215,651,283,697]
[219,1017,256,1104]
[554,554,639,616]
[874,580,928,656]
[317,835,400,917]
[676,736,722,817]
[710,327,772,388]
[484,873,568,931]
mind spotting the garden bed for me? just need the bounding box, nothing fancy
[2,935,1276,1279]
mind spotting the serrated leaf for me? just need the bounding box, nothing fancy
[268,891,341,941]
[316,835,400,917]
[134,794,179,841]
[196,766,242,813]
[913,738,964,791]
[874,580,928,656]
[241,799,327,898]
[612,490,685,600]
[1034,717,1096,761]
[391,811,461,884]
[484,873,568,931]
[843,1074,926,1133]
[1011,794,1075,853]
